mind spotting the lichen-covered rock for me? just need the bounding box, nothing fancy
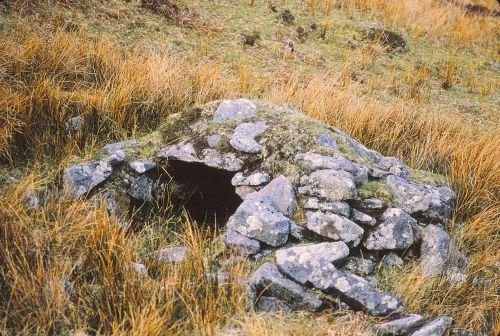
[105,150,126,166]
[248,262,323,312]
[158,141,199,162]
[410,316,453,336]
[376,314,425,335]
[385,175,456,221]
[230,121,268,154]
[306,211,364,246]
[280,262,403,316]
[201,148,243,171]
[129,159,156,174]
[25,187,45,210]
[63,161,112,198]
[275,242,350,285]
[299,169,357,201]
[295,153,368,184]
[213,98,258,122]
[364,208,416,251]
[420,225,467,283]
[224,230,261,256]
[226,199,291,247]
[231,172,271,186]
[303,198,350,217]
[253,175,297,216]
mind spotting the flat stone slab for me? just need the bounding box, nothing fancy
[364,208,416,251]
[420,224,467,283]
[129,159,156,174]
[376,314,425,335]
[248,262,323,312]
[213,99,258,122]
[306,211,364,246]
[226,199,292,247]
[63,161,112,198]
[276,242,350,285]
[299,169,357,201]
[224,230,261,256]
[410,316,453,336]
[230,121,268,154]
[231,172,271,186]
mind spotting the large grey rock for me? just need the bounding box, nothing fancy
[213,99,257,122]
[156,246,191,263]
[410,316,453,336]
[376,314,425,335]
[295,153,368,184]
[275,242,350,285]
[129,159,156,174]
[230,121,268,154]
[231,172,271,186]
[201,149,243,171]
[248,262,323,312]
[226,199,291,247]
[63,161,112,198]
[299,169,357,201]
[420,225,467,283]
[279,261,403,316]
[224,230,261,256]
[339,132,382,164]
[385,175,456,221]
[306,211,364,246]
[253,175,297,216]
[158,141,199,162]
[304,198,350,217]
[364,208,416,251]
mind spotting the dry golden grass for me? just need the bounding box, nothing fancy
[311,0,500,48]
[0,0,499,333]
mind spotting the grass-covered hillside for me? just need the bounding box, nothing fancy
[0,0,498,335]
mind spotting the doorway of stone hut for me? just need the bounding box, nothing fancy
[164,159,243,228]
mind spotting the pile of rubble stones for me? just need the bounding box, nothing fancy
[62,99,470,335]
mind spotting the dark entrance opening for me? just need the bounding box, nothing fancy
[165,160,242,225]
